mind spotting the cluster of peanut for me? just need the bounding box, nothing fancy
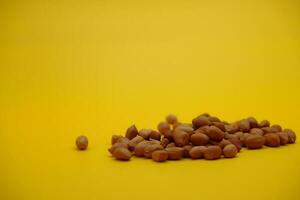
[108,114,297,162]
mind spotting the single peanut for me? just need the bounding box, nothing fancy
[152,150,168,162]
[111,135,123,145]
[157,122,171,134]
[139,129,152,140]
[128,135,144,151]
[149,131,161,141]
[239,119,250,132]
[126,125,139,139]
[283,129,296,144]
[76,135,88,150]
[250,128,264,136]
[192,116,211,129]
[245,135,265,149]
[113,147,132,160]
[223,144,238,158]
[166,114,178,125]
[276,132,289,145]
[203,146,222,160]
[144,144,164,158]
[206,126,224,142]
[182,145,193,157]
[190,132,209,146]
[259,120,270,128]
[264,133,280,147]
[189,146,207,159]
[173,130,190,147]
[166,147,183,160]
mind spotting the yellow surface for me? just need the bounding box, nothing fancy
[1,0,300,199]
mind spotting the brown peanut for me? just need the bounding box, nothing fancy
[76,135,88,150]
[283,129,296,144]
[166,114,178,125]
[203,146,222,160]
[152,150,168,162]
[157,122,171,134]
[126,125,139,139]
[192,116,211,129]
[264,133,280,147]
[111,135,123,145]
[206,126,224,142]
[166,147,183,160]
[223,144,238,158]
[144,144,164,158]
[245,135,265,149]
[189,146,207,159]
[128,135,144,151]
[173,130,190,147]
[190,132,209,146]
[276,132,289,145]
[250,128,264,136]
[113,147,132,160]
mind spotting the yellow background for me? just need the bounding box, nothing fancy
[1,0,300,199]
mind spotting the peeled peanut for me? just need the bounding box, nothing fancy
[111,135,123,145]
[283,129,296,144]
[276,132,289,145]
[264,133,280,147]
[271,124,282,132]
[195,125,210,134]
[250,128,264,136]
[234,131,244,139]
[157,122,171,134]
[223,144,238,158]
[134,140,159,157]
[116,137,130,144]
[209,116,221,123]
[203,146,222,160]
[219,139,232,149]
[247,117,259,128]
[192,116,211,129]
[190,132,209,146]
[173,130,190,147]
[259,120,270,128]
[108,142,128,154]
[206,126,224,142]
[139,129,152,140]
[212,122,226,132]
[175,125,194,135]
[225,123,240,134]
[113,147,132,160]
[164,130,174,141]
[245,135,265,149]
[261,127,278,134]
[166,147,183,160]
[239,119,250,132]
[166,114,178,125]
[76,135,88,150]
[149,131,161,141]
[128,135,144,151]
[228,138,243,152]
[152,150,168,162]
[189,146,207,159]
[182,145,193,157]
[161,137,170,148]
[126,125,139,139]
[144,144,164,158]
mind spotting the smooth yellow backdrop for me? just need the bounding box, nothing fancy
[1,0,300,199]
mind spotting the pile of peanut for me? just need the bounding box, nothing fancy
[108,114,297,162]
